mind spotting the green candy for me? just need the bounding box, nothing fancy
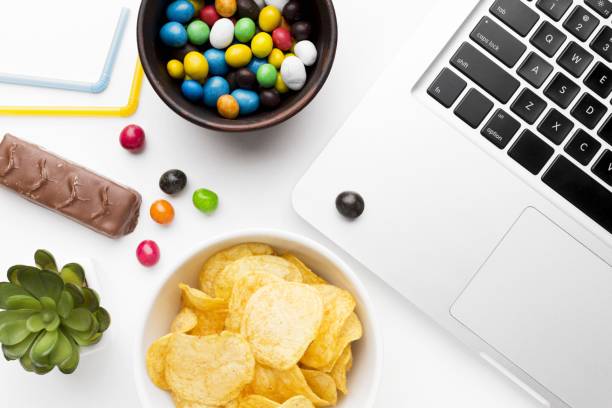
[257,64,277,88]
[187,20,210,46]
[192,188,219,214]
[234,18,256,43]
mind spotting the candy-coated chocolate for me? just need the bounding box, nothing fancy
[167,0,195,23]
[247,57,267,74]
[203,76,231,107]
[256,63,277,88]
[231,89,260,115]
[217,94,240,118]
[160,22,188,47]
[272,27,292,51]
[183,51,209,81]
[167,59,185,79]
[268,48,285,68]
[237,0,261,21]
[234,17,257,42]
[280,55,306,90]
[160,169,188,195]
[193,188,219,214]
[291,20,311,41]
[189,0,204,14]
[137,240,160,267]
[210,18,235,49]
[293,40,317,66]
[204,48,229,76]
[182,79,205,101]
[150,199,175,225]
[236,68,257,89]
[275,72,289,93]
[259,5,282,32]
[120,124,146,151]
[251,32,273,58]
[336,191,365,219]
[260,88,281,109]
[167,44,200,62]
[282,1,302,22]
[226,71,239,90]
[187,20,210,45]
[215,0,237,17]
[225,44,253,67]
[264,0,290,11]
[200,5,221,26]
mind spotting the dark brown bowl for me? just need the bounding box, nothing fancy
[137,0,337,132]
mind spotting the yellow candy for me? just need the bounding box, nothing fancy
[217,94,240,119]
[225,44,253,68]
[167,59,185,80]
[259,5,282,32]
[251,32,273,58]
[215,0,237,17]
[189,0,204,13]
[275,73,289,94]
[184,51,209,82]
[268,49,285,69]
[285,52,295,58]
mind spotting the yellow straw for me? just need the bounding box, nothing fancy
[0,59,144,117]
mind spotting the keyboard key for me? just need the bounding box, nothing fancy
[584,62,612,98]
[584,0,612,18]
[518,52,554,88]
[544,73,581,108]
[592,150,612,186]
[537,0,573,21]
[590,26,612,62]
[543,155,612,234]
[509,130,554,174]
[563,6,600,42]
[470,17,527,67]
[557,41,594,77]
[564,129,601,165]
[571,93,608,129]
[538,108,575,144]
[490,0,540,36]
[598,115,612,144]
[512,88,548,124]
[450,43,520,103]
[454,89,494,128]
[428,68,467,108]
[481,109,521,148]
[531,21,567,57]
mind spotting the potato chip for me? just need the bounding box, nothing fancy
[225,271,284,332]
[248,364,328,407]
[241,282,323,370]
[166,332,255,406]
[301,369,338,406]
[180,283,227,311]
[190,308,229,336]
[172,393,217,408]
[146,334,173,391]
[300,285,356,370]
[330,345,352,394]
[214,255,303,300]
[320,313,362,373]
[171,307,199,333]
[281,254,326,285]
[281,396,316,408]
[238,395,280,408]
[199,243,275,295]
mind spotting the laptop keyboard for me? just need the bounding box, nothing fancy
[427,0,612,234]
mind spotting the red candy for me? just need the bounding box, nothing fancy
[136,240,160,267]
[200,5,220,27]
[120,124,145,152]
[272,27,292,51]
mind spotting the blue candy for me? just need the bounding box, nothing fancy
[166,0,195,23]
[203,77,230,107]
[204,49,229,76]
[247,58,267,75]
[182,80,204,102]
[231,89,260,115]
[160,22,188,48]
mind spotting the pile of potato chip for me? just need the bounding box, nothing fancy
[146,243,363,408]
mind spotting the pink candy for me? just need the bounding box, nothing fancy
[272,27,292,51]
[120,124,146,151]
[137,240,160,267]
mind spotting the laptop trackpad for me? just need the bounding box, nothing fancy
[451,208,612,407]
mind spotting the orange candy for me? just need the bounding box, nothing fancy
[217,94,240,119]
[150,199,175,225]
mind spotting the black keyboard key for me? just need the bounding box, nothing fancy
[537,0,573,21]
[428,68,467,108]
[481,109,521,148]
[538,108,575,144]
[592,150,612,186]
[591,27,612,62]
[490,0,540,36]
[543,155,612,234]
[509,130,554,174]
[598,115,612,144]
[470,17,527,67]
[571,93,608,129]
[584,62,612,98]
[531,21,567,57]
[518,52,554,88]
[512,88,548,124]
[454,89,494,128]
[544,72,581,108]
[450,43,520,103]
[585,0,612,18]
[564,6,600,42]
[565,129,601,165]
[557,42,594,77]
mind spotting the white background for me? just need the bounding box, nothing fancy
[0,1,540,407]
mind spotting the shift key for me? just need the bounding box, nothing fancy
[451,42,520,103]
[470,17,527,67]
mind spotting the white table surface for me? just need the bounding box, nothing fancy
[0,1,542,407]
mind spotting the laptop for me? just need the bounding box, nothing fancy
[293,0,612,406]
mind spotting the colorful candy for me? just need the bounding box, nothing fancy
[189,0,204,14]
[137,240,161,267]
[247,57,267,74]
[251,32,273,58]
[150,199,175,225]
[217,94,240,119]
[120,124,146,152]
[291,21,311,41]
[280,56,306,90]
[215,0,238,18]
[225,44,253,68]
[259,6,282,32]
[232,89,260,115]
[182,80,205,101]
[256,63,277,88]
[200,5,221,26]
[260,89,281,109]
[203,76,231,107]
[160,169,188,195]
[236,68,257,89]
[184,51,209,81]
[193,188,219,214]
[272,27,292,51]
[187,20,210,45]
[282,1,302,22]
[294,40,317,66]
[160,22,188,47]
[275,72,289,93]
[204,48,229,76]
[167,60,185,79]
[167,0,195,23]
[336,191,365,219]
[234,17,257,43]
[268,48,285,68]
[210,18,235,49]
[237,0,261,20]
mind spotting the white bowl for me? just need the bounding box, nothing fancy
[134,229,382,408]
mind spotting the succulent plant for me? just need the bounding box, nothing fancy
[0,250,110,375]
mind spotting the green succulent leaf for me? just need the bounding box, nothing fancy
[56,290,74,319]
[19,269,63,302]
[0,319,31,346]
[39,296,57,312]
[34,250,57,272]
[65,283,84,306]
[58,338,79,374]
[65,314,99,347]
[46,315,61,332]
[19,350,34,372]
[49,330,72,366]
[82,288,100,312]
[30,330,59,361]
[0,310,37,329]
[2,332,38,361]
[25,314,45,333]
[59,263,86,286]
[94,308,111,332]
[5,295,42,311]
[83,332,103,346]
[33,364,54,375]
[0,282,29,309]
[62,308,93,332]
[7,265,38,286]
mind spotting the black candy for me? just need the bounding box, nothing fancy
[237,0,260,21]
[336,192,365,219]
[159,169,188,195]
[236,68,257,90]
[260,89,281,110]
[227,71,239,91]
[282,1,303,23]
[291,21,312,41]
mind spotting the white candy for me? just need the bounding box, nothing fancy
[294,40,318,67]
[281,56,307,91]
[264,0,290,10]
[209,18,234,49]
[254,0,266,8]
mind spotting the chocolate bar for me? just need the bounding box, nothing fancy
[0,134,141,238]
